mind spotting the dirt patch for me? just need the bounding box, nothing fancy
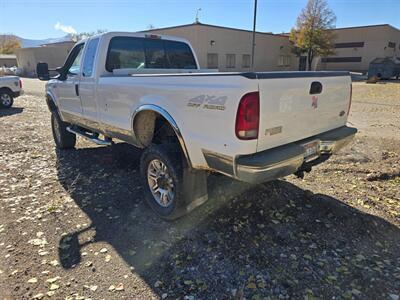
[0,80,399,299]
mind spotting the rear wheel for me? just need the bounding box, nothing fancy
[51,112,76,149]
[0,91,13,108]
[140,144,186,220]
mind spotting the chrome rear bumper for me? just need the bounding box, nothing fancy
[204,126,357,184]
[236,126,357,183]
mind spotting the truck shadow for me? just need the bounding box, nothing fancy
[0,107,24,117]
[55,143,400,298]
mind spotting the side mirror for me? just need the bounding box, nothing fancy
[36,62,50,81]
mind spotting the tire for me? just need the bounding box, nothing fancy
[0,91,14,109]
[140,144,185,220]
[51,112,76,149]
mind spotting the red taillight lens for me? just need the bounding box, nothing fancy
[235,92,260,140]
[347,83,352,115]
[19,79,22,89]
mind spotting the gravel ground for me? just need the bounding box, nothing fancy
[0,79,399,300]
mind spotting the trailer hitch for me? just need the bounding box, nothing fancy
[294,154,332,179]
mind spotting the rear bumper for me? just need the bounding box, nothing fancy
[204,126,357,184]
[236,126,357,183]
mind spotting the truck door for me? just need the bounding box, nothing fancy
[79,37,100,129]
[57,43,85,121]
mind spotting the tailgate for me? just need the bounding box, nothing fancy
[256,73,351,152]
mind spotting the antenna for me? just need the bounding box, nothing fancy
[195,8,202,23]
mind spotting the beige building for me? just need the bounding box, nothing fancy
[144,23,297,72]
[0,54,17,67]
[15,41,75,77]
[316,24,400,73]
[146,23,400,74]
[12,23,400,77]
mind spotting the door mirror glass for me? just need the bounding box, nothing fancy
[36,62,50,81]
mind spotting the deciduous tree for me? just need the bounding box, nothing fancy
[0,36,21,54]
[290,0,336,71]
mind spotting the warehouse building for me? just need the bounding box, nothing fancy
[12,23,400,77]
[0,54,17,67]
[15,41,75,77]
[146,23,400,74]
[316,24,400,73]
[143,22,297,72]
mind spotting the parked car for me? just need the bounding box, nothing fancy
[0,75,23,108]
[36,32,357,219]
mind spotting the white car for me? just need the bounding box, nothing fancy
[37,32,357,219]
[0,75,23,108]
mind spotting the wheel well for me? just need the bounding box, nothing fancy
[46,94,57,112]
[133,111,179,148]
[0,87,13,95]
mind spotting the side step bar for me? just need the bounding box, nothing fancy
[66,126,112,146]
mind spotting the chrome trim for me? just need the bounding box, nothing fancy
[234,126,357,184]
[202,149,234,176]
[236,154,304,184]
[132,104,192,168]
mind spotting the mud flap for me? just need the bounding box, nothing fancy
[182,168,208,212]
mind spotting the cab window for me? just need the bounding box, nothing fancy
[106,36,196,71]
[65,43,85,75]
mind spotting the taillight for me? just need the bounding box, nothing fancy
[235,92,260,140]
[347,83,352,115]
[19,79,22,89]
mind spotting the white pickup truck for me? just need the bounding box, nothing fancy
[0,76,23,108]
[37,32,357,219]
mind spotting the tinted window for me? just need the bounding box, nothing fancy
[144,39,166,68]
[106,37,145,71]
[334,42,365,48]
[106,37,196,71]
[321,57,362,63]
[82,38,99,77]
[165,40,196,69]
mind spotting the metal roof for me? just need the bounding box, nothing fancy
[140,22,287,37]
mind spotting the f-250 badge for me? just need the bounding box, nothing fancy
[188,95,227,111]
[311,96,318,109]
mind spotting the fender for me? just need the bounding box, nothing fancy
[45,91,58,112]
[132,104,192,168]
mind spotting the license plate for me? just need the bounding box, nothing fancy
[303,141,320,161]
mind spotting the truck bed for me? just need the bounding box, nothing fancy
[97,71,351,168]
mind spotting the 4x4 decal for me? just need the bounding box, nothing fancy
[187,95,227,111]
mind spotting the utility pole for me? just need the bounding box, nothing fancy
[251,0,258,71]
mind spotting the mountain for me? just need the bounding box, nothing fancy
[0,34,73,48]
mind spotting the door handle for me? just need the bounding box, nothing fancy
[75,84,79,96]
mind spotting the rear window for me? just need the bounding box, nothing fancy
[106,36,196,71]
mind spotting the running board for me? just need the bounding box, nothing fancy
[66,126,112,146]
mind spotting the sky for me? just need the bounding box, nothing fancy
[1,0,399,40]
